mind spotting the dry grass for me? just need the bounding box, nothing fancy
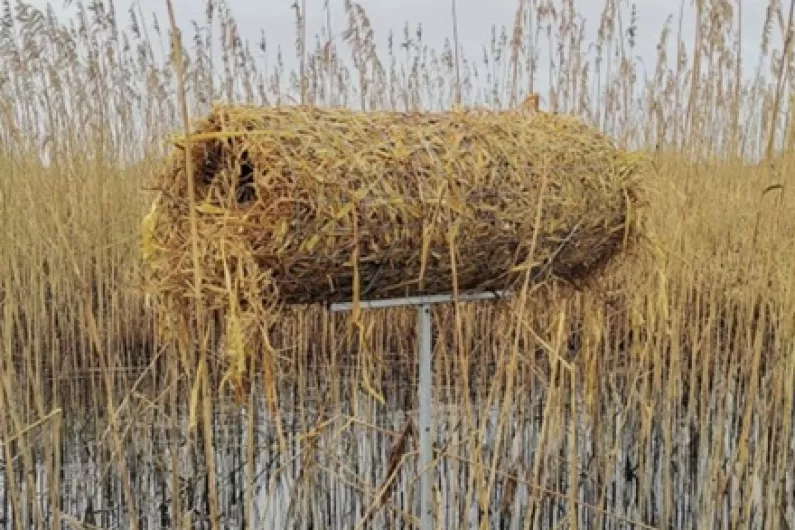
[143,101,651,403]
[147,102,647,306]
[0,0,793,528]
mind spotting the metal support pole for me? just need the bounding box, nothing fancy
[327,290,510,529]
[418,302,433,530]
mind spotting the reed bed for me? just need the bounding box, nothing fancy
[1,0,794,529]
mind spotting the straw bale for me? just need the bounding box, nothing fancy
[142,103,649,317]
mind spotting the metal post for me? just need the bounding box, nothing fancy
[327,290,510,529]
[418,302,434,530]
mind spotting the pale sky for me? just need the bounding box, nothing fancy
[34,0,772,87]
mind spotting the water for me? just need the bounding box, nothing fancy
[2,372,793,529]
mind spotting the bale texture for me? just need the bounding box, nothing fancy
[143,103,649,316]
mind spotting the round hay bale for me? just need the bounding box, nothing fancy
[142,103,650,315]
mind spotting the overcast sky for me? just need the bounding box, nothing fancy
[33,1,771,69]
[26,0,777,102]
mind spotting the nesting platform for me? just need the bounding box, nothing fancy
[142,103,649,319]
